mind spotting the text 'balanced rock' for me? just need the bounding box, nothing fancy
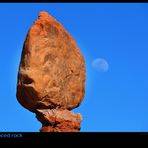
[16,11,86,132]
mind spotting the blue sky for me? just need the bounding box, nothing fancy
[0,3,148,132]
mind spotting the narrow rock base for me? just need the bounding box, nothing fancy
[36,109,82,132]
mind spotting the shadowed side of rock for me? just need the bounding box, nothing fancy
[36,109,82,132]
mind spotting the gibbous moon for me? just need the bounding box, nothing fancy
[92,58,109,72]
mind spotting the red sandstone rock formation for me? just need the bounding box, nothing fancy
[16,11,85,132]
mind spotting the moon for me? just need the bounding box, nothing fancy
[92,58,109,72]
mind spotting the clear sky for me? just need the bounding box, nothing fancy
[0,3,148,132]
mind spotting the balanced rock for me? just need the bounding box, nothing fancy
[16,11,86,113]
[16,11,85,132]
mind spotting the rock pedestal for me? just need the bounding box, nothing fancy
[36,109,82,132]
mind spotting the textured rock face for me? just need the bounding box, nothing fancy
[16,11,85,113]
[36,109,82,132]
